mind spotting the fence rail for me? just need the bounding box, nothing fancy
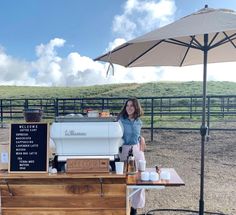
[1,95,236,141]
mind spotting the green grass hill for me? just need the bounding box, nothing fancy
[0,81,236,99]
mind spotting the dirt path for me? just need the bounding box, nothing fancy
[140,130,236,215]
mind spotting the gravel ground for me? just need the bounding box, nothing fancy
[1,126,235,215]
[139,129,236,215]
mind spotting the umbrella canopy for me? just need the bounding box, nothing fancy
[95,6,236,215]
[95,7,236,67]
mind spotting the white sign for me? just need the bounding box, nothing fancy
[1,152,8,163]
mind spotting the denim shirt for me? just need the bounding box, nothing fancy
[119,116,142,145]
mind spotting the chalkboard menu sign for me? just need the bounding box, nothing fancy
[9,123,48,173]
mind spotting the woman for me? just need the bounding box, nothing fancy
[118,97,146,215]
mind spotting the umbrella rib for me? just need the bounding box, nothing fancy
[190,36,203,49]
[209,32,236,49]
[180,37,195,67]
[126,40,164,67]
[167,38,201,50]
[208,32,219,46]
[223,32,236,48]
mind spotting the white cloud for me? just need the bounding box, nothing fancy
[32,39,115,86]
[0,38,110,86]
[101,64,160,84]
[0,49,35,85]
[106,38,127,52]
[155,63,236,82]
[36,38,65,58]
[139,0,176,29]
[112,0,176,40]
[61,52,108,86]
[31,38,65,86]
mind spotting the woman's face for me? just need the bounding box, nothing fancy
[126,100,135,118]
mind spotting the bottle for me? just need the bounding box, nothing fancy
[127,146,136,175]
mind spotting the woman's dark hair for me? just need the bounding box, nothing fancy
[118,97,144,119]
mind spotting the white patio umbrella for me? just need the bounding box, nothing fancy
[95,5,236,215]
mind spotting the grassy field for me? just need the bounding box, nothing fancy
[1,81,235,128]
[0,81,236,99]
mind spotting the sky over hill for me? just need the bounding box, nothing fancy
[1,0,236,86]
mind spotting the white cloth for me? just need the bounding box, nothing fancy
[119,144,145,209]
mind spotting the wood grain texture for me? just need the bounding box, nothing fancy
[0,184,126,196]
[66,158,109,173]
[0,177,126,185]
[2,209,126,215]
[2,196,125,208]
[0,172,126,179]
[0,173,127,215]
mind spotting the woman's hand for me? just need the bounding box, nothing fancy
[140,136,146,152]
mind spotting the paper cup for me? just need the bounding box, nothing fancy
[141,171,150,181]
[149,171,159,181]
[160,170,171,180]
[138,160,146,172]
[115,162,124,174]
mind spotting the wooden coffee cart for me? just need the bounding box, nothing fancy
[0,121,184,215]
[0,168,185,215]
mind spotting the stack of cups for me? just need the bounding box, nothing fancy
[160,170,171,180]
[141,171,159,181]
[139,160,160,181]
[138,160,146,172]
[115,162,124,174]
[149,172,159,181]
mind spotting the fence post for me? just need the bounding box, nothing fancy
[55,99,59,117]
[102,98,105,110]
[73,99,76,114]
[190,97,193,119]
[151,98,154,142]
[207,96,210,136]
[81,98,84,114]
[10,100,12,119]
[221,97,225,118]
[168,98,171,112]
[0,99,3,127]
[160,98,162,118]
[62,99,65,115]
[227,97,229,112]
[24,99,28,110]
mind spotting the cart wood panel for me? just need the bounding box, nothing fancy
[0,172,127,215]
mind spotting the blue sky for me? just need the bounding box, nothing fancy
[1,0,236,86]
[0,0,123,60]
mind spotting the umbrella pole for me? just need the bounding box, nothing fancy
[199,33,208,215]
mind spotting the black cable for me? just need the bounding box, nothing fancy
[141,208,228,215]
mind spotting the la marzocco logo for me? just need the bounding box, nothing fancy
[65,130,86,136]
